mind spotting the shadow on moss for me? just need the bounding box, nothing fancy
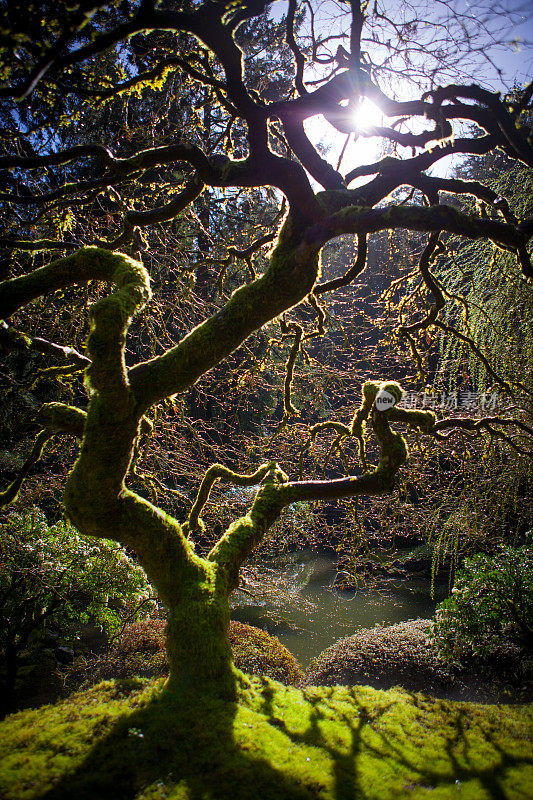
[2,677,532,800]
[40,681,316,800]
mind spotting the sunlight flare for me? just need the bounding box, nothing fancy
[351,98,386,133]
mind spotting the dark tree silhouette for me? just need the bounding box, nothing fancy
[1,0,532,698]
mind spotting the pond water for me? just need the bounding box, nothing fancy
[231,548,443,666]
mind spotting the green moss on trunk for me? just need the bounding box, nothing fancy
[164,563,236,699]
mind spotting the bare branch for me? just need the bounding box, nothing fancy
[286,0,307,95]
[0,431,52,509]
[0,321,90,369]
[315,233,367,295]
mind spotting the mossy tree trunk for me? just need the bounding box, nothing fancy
[2,0,533,705]
[1,175,531,699]
[0,236,419,698]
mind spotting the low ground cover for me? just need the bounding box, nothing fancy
[0,675,532,799]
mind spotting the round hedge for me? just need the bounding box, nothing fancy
[229,620,304,686]
[304,619,487,700]
[304,618,531,702]
[69,618,304,689]
[305,619,446,693]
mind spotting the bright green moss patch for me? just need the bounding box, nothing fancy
[0,677,532,799]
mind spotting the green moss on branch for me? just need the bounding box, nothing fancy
[184,461,278,535]
[0,247,145,320]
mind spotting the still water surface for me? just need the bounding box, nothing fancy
[231,549,441,666]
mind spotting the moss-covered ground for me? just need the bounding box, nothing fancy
[0,675,532,800]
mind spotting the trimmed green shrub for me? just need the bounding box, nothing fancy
[0,508,155,711]
[71,618,304,687]
[70,618,168,685]
[229,621,304,685]
[431,534,533,664]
